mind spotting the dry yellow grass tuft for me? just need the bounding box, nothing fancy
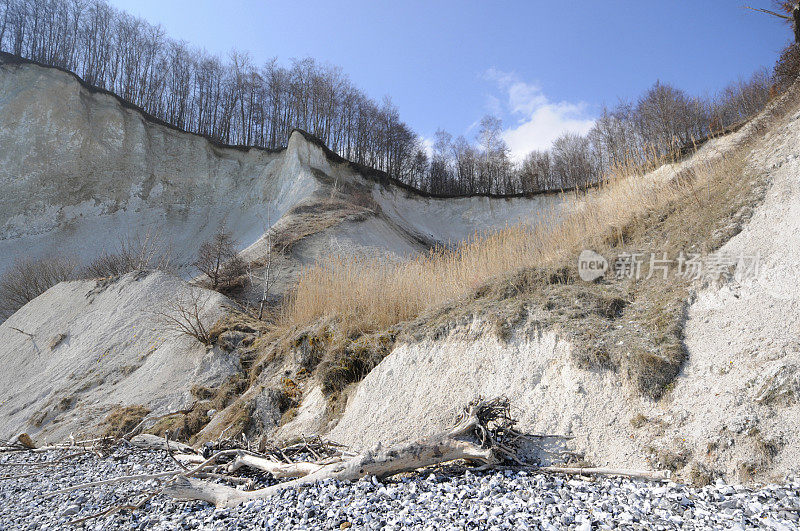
[100,405,151,439]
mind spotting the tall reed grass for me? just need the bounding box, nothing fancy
[282,144,739,335]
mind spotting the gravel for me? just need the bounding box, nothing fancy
[0,447,798,530]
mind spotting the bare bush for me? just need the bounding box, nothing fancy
[195,227,246,292]
[775,44,800,91]
[80,231,175,279]
[710,69,773,130]
[0,255,78,320]
[157,288,215,346]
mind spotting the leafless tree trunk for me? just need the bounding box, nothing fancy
[247,211,274,320]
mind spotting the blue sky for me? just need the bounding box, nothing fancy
[109,0,790,158]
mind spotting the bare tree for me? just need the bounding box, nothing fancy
[477,115,510,194]
[552,133,598,189]
[451,135,477,194]
[710,69,773,129]
[633,81,708,157]
[156,288,214,346]
[248,212,275,320]
[520,150,551,193]
[429,129,452,194]
[195,226,245,291]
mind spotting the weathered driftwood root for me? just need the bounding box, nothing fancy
[165,398,509,507]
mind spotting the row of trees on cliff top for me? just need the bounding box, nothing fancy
[0,0,781,196]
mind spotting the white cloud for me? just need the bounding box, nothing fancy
[485,69,595,161]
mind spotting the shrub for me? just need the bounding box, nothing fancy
[80,231,175,278]
[157,288,215,346]
[0,255,78,320]
[195,226,246,292]
[775,43,800,92]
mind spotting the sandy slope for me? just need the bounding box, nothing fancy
[0,271,239,442]
[665,104,800,481]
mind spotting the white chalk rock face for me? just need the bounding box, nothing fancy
[0,270,239,442]
[0,59,319,277]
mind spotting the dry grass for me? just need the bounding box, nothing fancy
[270,198,372,254]
[274,126,771,399]
[283,146,747,337]
[147,375,250,442]
[100,405,151,439]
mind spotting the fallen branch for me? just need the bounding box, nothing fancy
[129,434,194,454]
[173,454,206,465]
[69,489,161,526]
[44,448,245,497]
[164,432,190,472]
[0,443,104,454]
[44,470,183,497]
[9,327,34,339]
[537,466,671,481]
[195,472,252,485]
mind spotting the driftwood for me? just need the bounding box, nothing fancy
[165,398,524,507]
[34,396,670,517]
[162,397,671,507]
[0,434,113,455]
[226,452,331,479]
[538,466,670,481]
[129,434,194,454]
